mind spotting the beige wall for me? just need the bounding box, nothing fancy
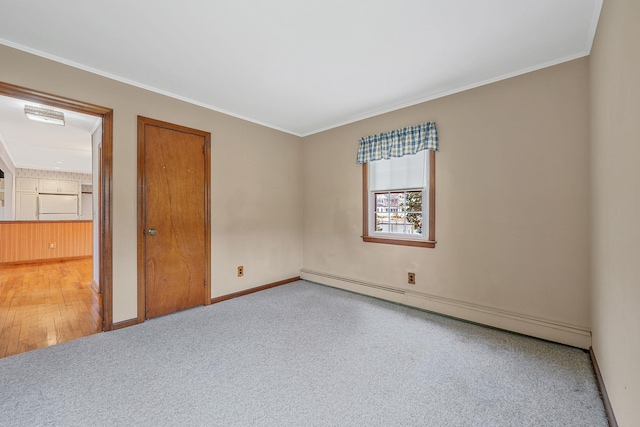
[0,44,303,323]
[590,0,640,425]
[302,58,591,348]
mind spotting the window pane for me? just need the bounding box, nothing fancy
[389,192,403,214]
[405,191,422,213]
[405,214,422,234]
[405,191,422,234]
[375,213,389,232]
[390,210,404,223]
[388,223,407,233]
[375,193,388,208]
[373,191,423,235]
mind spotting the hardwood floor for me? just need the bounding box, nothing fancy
[0,258,101,358]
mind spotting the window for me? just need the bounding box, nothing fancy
[362,150,436,248]
[357,121,438,248]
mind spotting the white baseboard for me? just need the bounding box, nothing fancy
[300,269,591,349]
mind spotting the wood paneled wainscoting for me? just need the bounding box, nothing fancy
[0,221,92,264]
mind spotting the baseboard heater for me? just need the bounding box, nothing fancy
[300,268,592,349]
[301,269,404,295]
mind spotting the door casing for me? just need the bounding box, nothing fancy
[0,81,114,330]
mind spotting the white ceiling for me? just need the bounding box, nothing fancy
[0,0,601,141]
[0,95,99,175]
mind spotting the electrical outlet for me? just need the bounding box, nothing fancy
[237,266,244,277]
[408,272,415,285]
[49,243,56,249]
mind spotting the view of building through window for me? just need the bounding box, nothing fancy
[374,190,422,234]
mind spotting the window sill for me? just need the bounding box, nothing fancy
[362,236,436,248]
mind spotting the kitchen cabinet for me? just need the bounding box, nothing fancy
[38,179,79,194]
[16,178,39,220]
[59,180,80,194]
[16,192,38,220]
[16,177,38,192]
[14,177,81,220]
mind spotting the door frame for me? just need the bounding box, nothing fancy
[136,116,211,322]
[0,81,114,331]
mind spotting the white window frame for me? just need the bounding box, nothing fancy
[362,150,436,248]
[368,188,427,240]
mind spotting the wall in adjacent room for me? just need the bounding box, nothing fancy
[302,58,591,348]
[590,0,640,424]
[15,168,92,183]
[0,136,16,220]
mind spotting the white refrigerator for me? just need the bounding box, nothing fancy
[38,194,78,220]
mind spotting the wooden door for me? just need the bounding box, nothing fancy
[137,117,211,320]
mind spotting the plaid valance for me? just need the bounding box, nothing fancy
[356,121,438,164]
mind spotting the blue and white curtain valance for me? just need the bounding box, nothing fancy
[356,121,438,164]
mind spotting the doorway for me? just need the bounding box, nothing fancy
[0,82,113,338]
[137,116,211,321]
